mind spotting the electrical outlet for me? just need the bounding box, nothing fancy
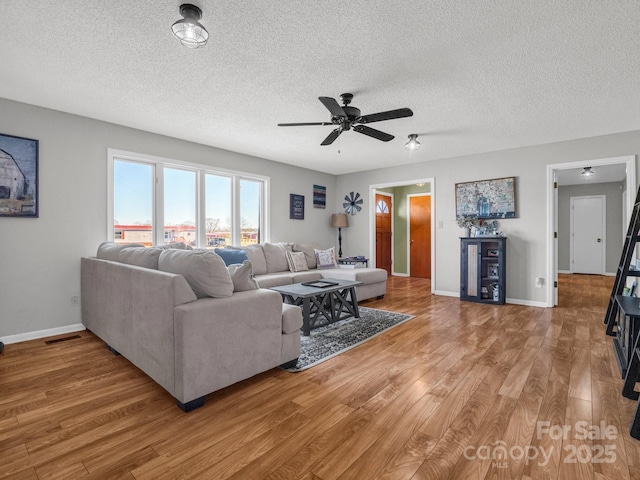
[438,221,444,229]
[71,296,80,305]
[535,278,544,288]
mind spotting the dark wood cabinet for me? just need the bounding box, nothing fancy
[460,237,506,305]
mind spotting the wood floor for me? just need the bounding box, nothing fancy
[2,274,640,479]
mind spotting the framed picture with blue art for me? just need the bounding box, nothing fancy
[0,133,39,218]
[455,176,516,219]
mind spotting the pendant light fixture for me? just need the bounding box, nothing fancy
[404,134,421,151]
[581,167,594,177]
[171,4,209,49]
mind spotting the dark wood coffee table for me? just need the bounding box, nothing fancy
[270,278,362,336]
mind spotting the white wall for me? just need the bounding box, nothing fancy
[0,98,337,340]
[336,132,640,305]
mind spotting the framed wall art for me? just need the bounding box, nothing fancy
[455,176,516,219]
[290,194,304,220]
[0,133,39,218]
[313,184,326,209]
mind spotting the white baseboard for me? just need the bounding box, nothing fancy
[391,272,409,277]
[433,290,459,297]
[1,324,86,345]
[505,298,548,308]
[433,290,548,307]
[559,270,616,277]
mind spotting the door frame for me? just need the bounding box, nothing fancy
[407,192,431,278]
[369,177,435,293]
[546,155,635,307]
[375,191,394,276]
[569,195,606,274]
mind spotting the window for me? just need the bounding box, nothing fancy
[108,150,268,248]
[205,174,231,248]
[376,199,389,214]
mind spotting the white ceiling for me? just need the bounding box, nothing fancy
[1,1,639,175]
[556,163,627,186]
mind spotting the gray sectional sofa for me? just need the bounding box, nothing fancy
[224,242,387,301]
[81,242,302,412]
[80,241,386,412]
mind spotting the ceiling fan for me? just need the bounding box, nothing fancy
[278,93,413,146]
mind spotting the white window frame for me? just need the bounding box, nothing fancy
[107,148,270,246]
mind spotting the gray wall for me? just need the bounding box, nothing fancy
[0,98,337,339]
[557,182,623,273]
[336,132,640,305]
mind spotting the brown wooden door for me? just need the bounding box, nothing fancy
[409,195,431,278]
[376,194,392,275]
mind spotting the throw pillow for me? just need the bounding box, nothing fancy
[286,251,309,272]
[227,260,259,292]
[214,248,249,266]
[293,243,321,269]
[314,247,337,269]
[225,244,267,275]
[158,249,233,298]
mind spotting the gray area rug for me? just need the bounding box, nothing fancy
[281,307,414,372]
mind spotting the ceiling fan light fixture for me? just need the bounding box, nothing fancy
[172,4,209,49]
[405,134,421,151]
[581,167,594,177]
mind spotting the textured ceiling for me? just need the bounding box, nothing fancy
[0,1,639,175]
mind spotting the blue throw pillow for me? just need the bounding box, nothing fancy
[214,248,249,266]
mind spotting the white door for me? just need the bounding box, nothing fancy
[571,195,605,274]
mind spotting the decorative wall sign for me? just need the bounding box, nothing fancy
[343,191,363,215]
[0,133,39,218]
[313,184,326,209]
[290,194,305,219]
[455,176,516,219]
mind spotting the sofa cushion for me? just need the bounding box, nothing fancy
[319,267,387,284]
[254,273,294,289]
[293,243,321,269]
[119,247,162,269]
[282,303,303,334]
[227,260,259,292]
[158,249,233,298]
[286,251,308,272]
[314,247,337,269]
[291,271,323,283]
[97,241,144,261]
[263,242,293,273]
[215,248,249,266]
[157,242,192,250]
[226,244,267,275]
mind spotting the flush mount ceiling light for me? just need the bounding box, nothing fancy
[404,134,421,151]
[171,4,209,49]
[581,167,595,177]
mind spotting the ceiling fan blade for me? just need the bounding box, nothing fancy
[321,128,342,146]
[278,122,333,126]
[353,125,394,142]
[319,97,347,118]
[357,108,413,124]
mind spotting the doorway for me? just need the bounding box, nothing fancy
[570,195,605,275]
[546,155,635,307]
[369,178,435,293]
[408,193,431,278]
[375,193,393,276]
